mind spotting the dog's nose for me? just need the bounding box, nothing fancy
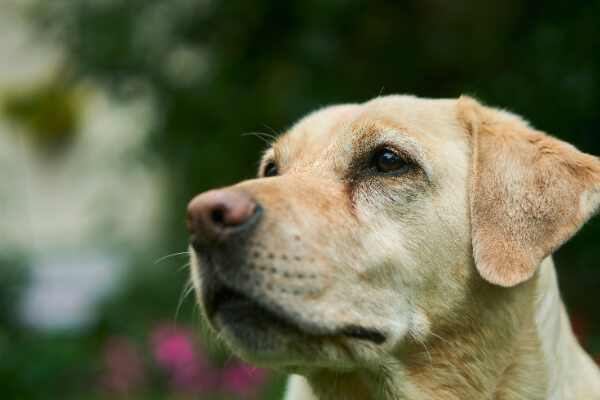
[187,189,260,244]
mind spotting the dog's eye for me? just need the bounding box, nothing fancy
[373,149,407,173]
[263,162,278,177]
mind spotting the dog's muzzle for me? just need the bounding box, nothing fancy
[186,188,387,346]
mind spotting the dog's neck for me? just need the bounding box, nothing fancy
[294,258,600,400]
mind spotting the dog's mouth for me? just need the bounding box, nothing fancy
[211,286,253,316]
[207,286,300,332]
[204,283,386,345]
[207,286,284,326]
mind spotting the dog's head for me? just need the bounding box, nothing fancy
[187,95,600,372]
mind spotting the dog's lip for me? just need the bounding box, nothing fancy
[207,285,303,332]
[204,283,387,344]
[206,285,266,321]
[204,284,313,331]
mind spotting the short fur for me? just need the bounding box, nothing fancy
[189,95,600,400]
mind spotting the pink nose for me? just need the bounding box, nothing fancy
[187,189,259,244]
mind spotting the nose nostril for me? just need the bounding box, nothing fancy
[211,207,225,225]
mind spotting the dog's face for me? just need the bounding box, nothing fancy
[187,95,600,373]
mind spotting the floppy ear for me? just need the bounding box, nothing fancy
[458,96,600,287]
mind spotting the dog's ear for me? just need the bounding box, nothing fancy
[458,96,600,287]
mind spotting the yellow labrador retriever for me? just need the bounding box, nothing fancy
[186,95,600,400]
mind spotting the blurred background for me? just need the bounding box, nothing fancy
[0,0,599,398]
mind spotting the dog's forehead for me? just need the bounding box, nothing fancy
[272,96,466,172]
[275,104,360,159]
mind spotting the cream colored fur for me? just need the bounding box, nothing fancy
[189,95,600,400]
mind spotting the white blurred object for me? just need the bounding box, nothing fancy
[0,1,62,92]
[20,253,119,331]
[0,2,168,331]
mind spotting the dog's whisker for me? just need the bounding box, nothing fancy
[241,131,276,146]
[425,329,464,378]
[260,123,280,138]
[191,304,229,353]
[251,130,278,140]
[412,333,433,371]
[428,330,451,345]
[174,278,195,322]
[154,251,190,265]
[201,318,228,353]
[176,262,191,273]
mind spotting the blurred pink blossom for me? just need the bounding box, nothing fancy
[97,336,147,397]
[151,322,218,394]
[97,324,273,399]
[221,361,271,398]
[150,322,271,398]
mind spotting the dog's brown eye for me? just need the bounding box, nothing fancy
[263,162,278,177]
[373,149,407,173]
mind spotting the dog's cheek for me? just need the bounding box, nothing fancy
[363,194,473,327]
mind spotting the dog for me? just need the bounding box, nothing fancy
[186,95,600,399]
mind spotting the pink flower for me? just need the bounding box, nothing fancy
[97,336,146,396]
[150,322,272,398]
[151,322,218,393]
[220,361,271,398]
[152,323,198,368]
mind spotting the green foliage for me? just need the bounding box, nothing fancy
[0,254,28,330]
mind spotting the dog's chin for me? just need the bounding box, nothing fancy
[202,284,389,368]
[204,286,319,364]
[209,287,302,356]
